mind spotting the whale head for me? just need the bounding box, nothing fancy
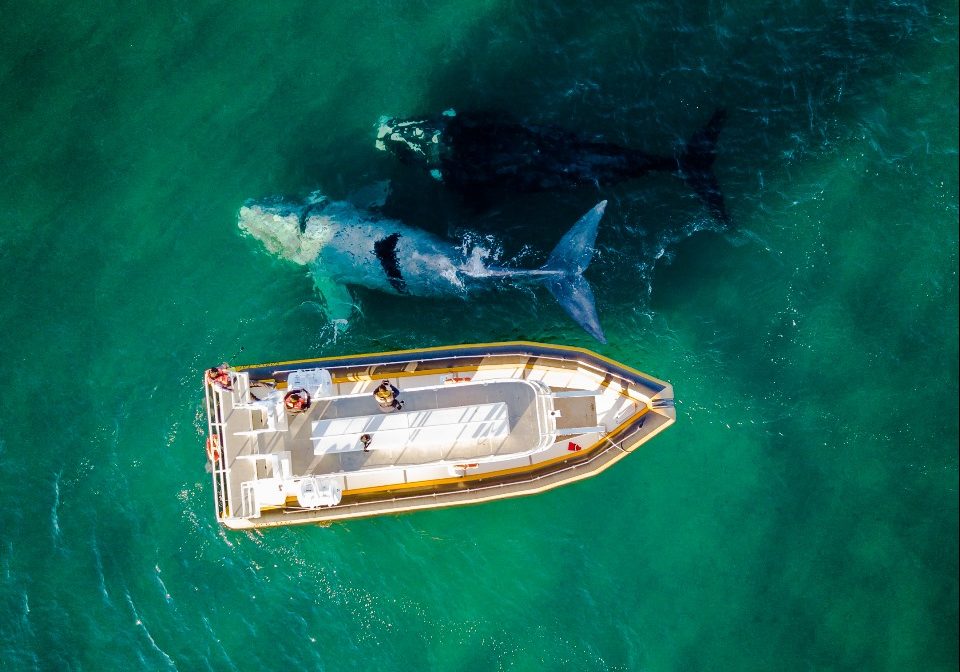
[374,115,446,175]
[237,194,335,265]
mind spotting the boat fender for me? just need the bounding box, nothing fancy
[206,435,221,462]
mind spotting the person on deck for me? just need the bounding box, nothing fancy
[373,380,403,412]
[206,366,232,390]
[284,389,311,413]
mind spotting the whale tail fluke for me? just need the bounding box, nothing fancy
[678,108,729,223]
[542,201,608,343]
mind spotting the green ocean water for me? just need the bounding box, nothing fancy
[1,1,957,670]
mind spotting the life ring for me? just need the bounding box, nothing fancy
[206,435,221,462]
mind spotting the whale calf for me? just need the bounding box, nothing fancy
[376,108,728,222]
[238,192,609,342]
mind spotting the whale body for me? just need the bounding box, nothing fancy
[376,109,728,222]
[238,193,609,342]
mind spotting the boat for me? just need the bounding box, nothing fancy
[203,341,675,529]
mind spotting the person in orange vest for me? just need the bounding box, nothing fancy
[373,380,403,412]
[206,366,232,390]
[284,389,311,413]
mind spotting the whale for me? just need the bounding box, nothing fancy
[375,108,728,222]
[238,190,609,342]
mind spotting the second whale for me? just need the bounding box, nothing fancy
[376,108,728,223]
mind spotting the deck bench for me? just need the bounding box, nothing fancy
[311,401,510,456]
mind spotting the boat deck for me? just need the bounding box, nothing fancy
[217,378,554,508]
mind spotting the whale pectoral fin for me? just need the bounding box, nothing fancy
[313,275,357,326]
[346,181,391,211]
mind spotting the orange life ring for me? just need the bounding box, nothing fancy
[206,435,221,462]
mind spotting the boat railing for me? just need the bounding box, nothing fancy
[204,378,231,522]
[239,481,258,518]
[251,344,668,401]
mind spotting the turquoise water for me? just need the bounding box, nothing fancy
[1,1,957,670]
